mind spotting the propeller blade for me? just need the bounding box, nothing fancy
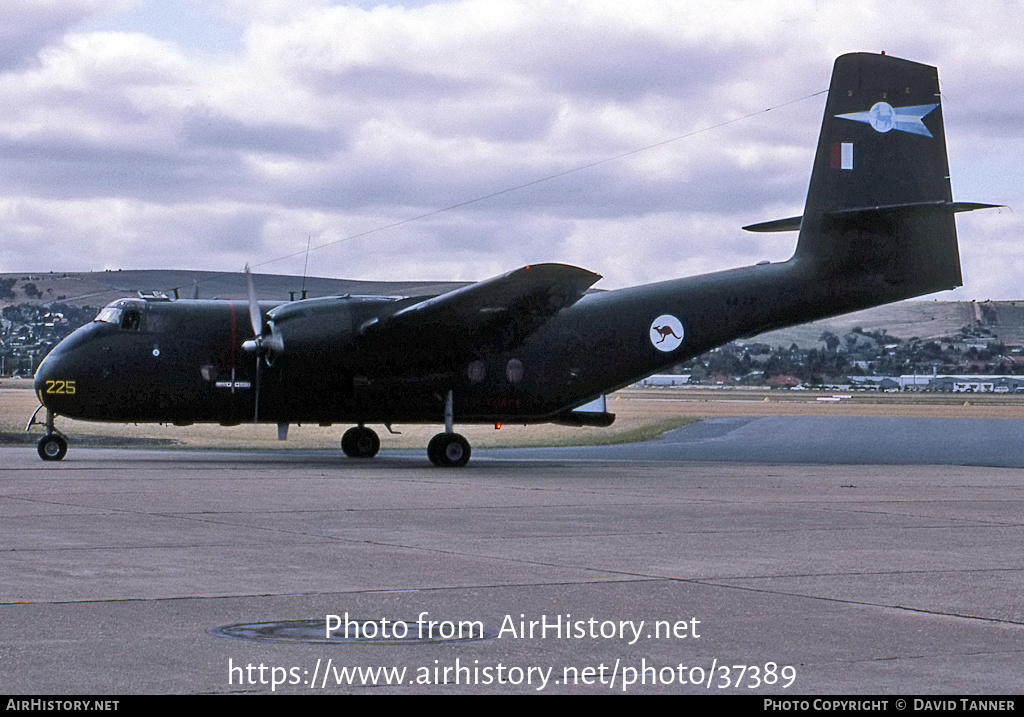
[254,355,261,424]
[244,264,264,424]
[245,264,262,337]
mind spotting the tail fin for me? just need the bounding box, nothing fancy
[748,53,996,299]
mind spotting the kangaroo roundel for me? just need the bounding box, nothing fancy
[650,314,684,352]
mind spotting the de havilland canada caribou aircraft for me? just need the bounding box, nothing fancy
[29,53,997,466]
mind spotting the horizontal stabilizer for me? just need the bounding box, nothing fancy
[745,202,999,233]
[825,200,1002,219]
[743,216,803,233]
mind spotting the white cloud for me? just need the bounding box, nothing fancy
[0,0,1019,299]
[0,0,124,70]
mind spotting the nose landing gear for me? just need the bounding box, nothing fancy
[38,433,68,461]
[28,406,68,461]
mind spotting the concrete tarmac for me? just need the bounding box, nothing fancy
[2,417,1023,695]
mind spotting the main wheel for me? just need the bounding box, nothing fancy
[37,434,67,462]
[426,433,445,465]
[427,432,471,467]
[341,426,380,458]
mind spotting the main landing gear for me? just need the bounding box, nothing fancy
[427,389,470,468]
[340,424,380,458]
[341,390,472,467]
[426,432,470,468]
[28,406,68,461]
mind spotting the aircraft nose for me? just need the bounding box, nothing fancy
[34,349,58,400]
[34,343,72,407]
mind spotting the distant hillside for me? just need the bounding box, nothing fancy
[0,270,468,311]
[746,300,1024,348]
[3,270,1022,348]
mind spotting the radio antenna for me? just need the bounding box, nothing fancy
[300,234,311,299]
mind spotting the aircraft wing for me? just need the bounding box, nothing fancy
[365,262,601,351]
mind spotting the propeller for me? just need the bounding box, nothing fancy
[240,265,283,423]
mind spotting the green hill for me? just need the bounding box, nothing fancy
[746,300,1024,348]
[0,269,466,310]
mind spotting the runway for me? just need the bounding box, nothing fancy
[485,415,1024,467]
[2,417,1023,695]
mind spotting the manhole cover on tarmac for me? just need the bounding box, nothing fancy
[210,617,494,644]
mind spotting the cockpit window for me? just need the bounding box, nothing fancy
[94,301,144,330]
[95,306,122,324]
[121,309,141,331]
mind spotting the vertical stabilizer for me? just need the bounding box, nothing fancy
[795,53,968,296]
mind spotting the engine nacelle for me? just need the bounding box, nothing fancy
[263,295,421,370]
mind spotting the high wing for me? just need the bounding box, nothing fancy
[362,262,601,353]
[247,262,602,376]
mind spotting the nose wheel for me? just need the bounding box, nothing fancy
[37,433,68,461]
[29,406,68,461]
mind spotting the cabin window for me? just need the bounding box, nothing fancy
[506,358,525,384]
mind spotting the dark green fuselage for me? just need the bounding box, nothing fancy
[34,255,917,427]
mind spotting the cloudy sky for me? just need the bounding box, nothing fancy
[0,0,1020,298]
